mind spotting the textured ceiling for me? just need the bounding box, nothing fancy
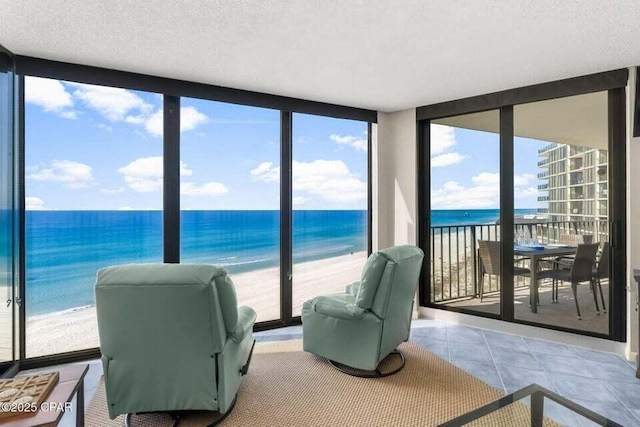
[1,1,639,112]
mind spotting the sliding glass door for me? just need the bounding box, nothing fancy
[0,49,17,374]
[512,92,613,336]
[428,111,502,316]
[418,73,627,341]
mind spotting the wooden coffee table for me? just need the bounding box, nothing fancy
[4,364,88,427]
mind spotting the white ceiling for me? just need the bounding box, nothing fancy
[1,1,639,112]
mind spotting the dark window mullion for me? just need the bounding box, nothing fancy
[163,96,180,263]
[500,106,515,321]
[280,111,293,324]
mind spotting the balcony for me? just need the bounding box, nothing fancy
[537,143,557,155]
[430,221,609,335]
[537,158,549,167]
[537,196,549,202]
[537,184,549,190]
[537,171,548,179]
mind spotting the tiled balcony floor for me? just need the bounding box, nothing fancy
[44,319,640,426]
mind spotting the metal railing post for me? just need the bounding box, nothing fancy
[470,226,478,297]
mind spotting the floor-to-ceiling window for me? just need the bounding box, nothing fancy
[291,114,369,316]
[180,99,281,322]
[0,50,17,372]
[418,71,626,341]
[25,77,163,357]
[16,58,374,361]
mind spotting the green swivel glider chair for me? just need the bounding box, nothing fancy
[302,245,424,377]
[95,264,256,426]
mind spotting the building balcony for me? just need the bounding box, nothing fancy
[537,143,557,155]
[537,184,549,190]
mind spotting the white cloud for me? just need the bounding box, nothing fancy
[118,156,192,192]
[59,110,78,120]
[432,180,499,209]
[181,182,229,197]
[330,133,367,152]
[428,124,467,168]
[252,159,366,203]
[292,196,310,206]
[431,152,467,168]
[69,83,153,121]
[250,162,279,182]
[128,106,209,137]
[432,171,540,209]
[471,172,500,186]
[516,186,539,198]
[117,206,134,211]
[27,160,95,189]
[431,124,457,155]
[25,197,46,210]
[25,77,76,118]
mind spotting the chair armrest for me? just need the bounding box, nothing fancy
[345,281,360,296]
[311,295,366,321]
[230,306,257,344]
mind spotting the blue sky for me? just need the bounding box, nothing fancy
[430,123,546,210]
[25,77,368,210]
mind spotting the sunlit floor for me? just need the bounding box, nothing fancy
[443,281,610,335]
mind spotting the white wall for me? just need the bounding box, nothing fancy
[625,66,639,361]
[374,109,417,251]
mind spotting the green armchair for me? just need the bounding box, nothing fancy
[302,245,424,376]
[95,264,256,422]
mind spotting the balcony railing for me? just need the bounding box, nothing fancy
[537,184,548,190]
[537,158,549,167]
[537,171,548,179]
[538,143,557,155]
[537,196,549,202]
[429,220,609,303]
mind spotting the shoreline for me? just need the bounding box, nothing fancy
[25,251,367,357]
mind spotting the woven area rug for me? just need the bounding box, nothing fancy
[86,340,559,426]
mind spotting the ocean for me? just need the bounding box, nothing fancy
[26,210,367,316]
[24,208,536,317]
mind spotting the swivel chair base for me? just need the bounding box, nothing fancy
[124,397,237,427]
[328,349,406,378]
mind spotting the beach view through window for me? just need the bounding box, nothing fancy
[24,77,370,356]
[291,114,368,316]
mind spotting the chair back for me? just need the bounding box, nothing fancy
[559,234,593,246]
[570,244,599,282]
[478,240,501,276]
[95,264,240,417]
[596,243,610,279]
[355,245,424,356]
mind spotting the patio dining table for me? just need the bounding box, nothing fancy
[513,245,577,313]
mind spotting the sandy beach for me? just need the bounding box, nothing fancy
[24,251,367,358]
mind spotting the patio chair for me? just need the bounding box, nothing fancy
[559,234,593,246]
[537,243,599,319]
[592,243,609,313]
[552,234,594,269]
[477,240,530,301]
